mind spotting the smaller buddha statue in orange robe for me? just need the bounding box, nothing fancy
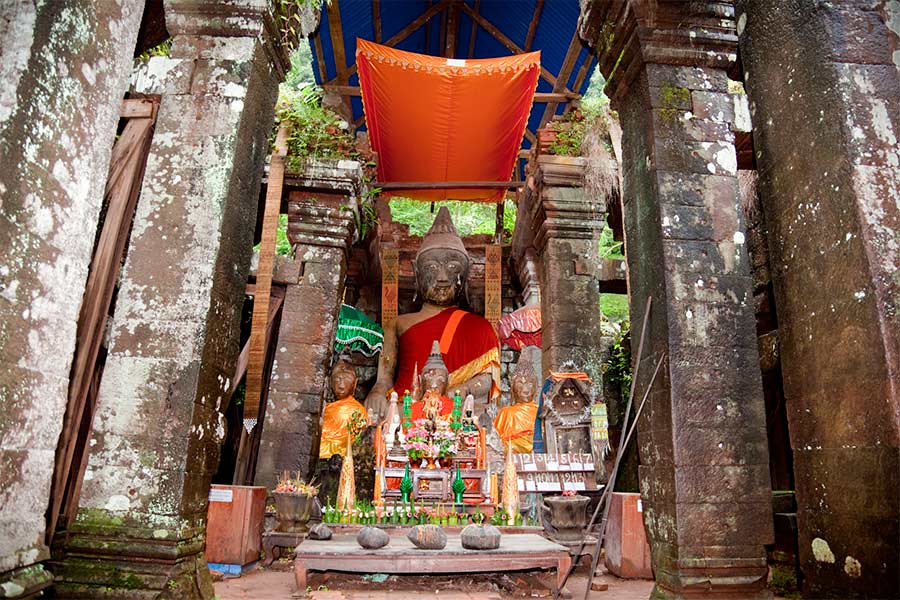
[493,354,539,453]
[409,341,455,423]
[319,354,368,459]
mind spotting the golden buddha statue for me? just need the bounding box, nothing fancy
[493,353,539,453]
[365,207,500,422]
[319,353,368,459]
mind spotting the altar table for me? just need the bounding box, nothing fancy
[294,533,571,592]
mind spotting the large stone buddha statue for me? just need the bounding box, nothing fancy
[366,207,500,422]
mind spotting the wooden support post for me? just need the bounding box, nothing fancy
[242,127,287,434]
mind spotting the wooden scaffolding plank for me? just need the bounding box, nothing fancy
[242,126,288,435]
[49,98,158,540]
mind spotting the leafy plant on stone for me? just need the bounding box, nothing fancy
[275,85,358,168]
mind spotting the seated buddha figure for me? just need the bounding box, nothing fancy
[409,341,455,423]
[365,206,500,422]
[319,353,368,459]
[493,353,540,453]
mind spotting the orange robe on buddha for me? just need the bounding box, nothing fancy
[319,396,368,459]
[493,402,539,453]
[393,307,500,401]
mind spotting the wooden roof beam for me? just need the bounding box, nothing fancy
[524,0,544,51]
[328,0,450,85]
[539,29,584,128]
[467,0,480,57]
[444,0,460,57]
[372,0,382,43]
[458,3,568,92]
[326,0,348,83]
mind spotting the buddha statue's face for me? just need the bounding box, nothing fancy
[420,367,448,396]
[416,248,468,306]
[511,374,537,404]
[331,364,357,399]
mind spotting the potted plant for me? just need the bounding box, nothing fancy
[272,471,318,533]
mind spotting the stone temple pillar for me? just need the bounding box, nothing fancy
[52,2,284,597]
[582,3,773,598]
[738,3,900,597]
[255,161,361,488]
[531,156,605,378]
[0,2,144,594]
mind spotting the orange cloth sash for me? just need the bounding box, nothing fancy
[394,307,500,400]
[493,402,539,454]
[319,396,367,459]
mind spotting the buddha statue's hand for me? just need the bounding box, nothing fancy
[365,386,389,423]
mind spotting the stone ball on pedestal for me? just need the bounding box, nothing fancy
[357,526,390,549]
[460,524,501,550]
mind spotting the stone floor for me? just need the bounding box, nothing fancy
[213,565,656,599]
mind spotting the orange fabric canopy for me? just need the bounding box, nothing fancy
[357,39,540,202]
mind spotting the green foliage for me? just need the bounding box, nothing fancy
[598,223,624,260]
[388,199,516,239]
[603,321,632,397]
[136,38,172,62]
[275,0,319,53]
[282,43,316,92]
[600,294,629,323]
[276,85,358,168]
[547,111,588,157]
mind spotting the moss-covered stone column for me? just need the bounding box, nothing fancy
[51,2,285,597]
[0,1,144,595]
[738,2,900,597]
[256,161,362,489]
[581,2,773,598]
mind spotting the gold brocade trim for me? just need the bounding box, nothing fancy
[448,348,501,403]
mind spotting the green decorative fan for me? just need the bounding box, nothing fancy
[334,303,383,357]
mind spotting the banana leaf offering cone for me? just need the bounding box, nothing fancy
[336,431,356,511]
